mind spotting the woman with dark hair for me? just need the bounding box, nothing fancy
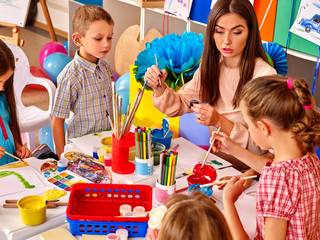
[144,0,276,175]
[0,39,32,165]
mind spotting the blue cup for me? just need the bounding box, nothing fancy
[151,129,173,149]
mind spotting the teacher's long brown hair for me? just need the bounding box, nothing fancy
[200,0,269,108]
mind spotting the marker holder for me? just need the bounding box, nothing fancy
[135,156,154,176]
[112,132,135,174]
[154,180,176,204]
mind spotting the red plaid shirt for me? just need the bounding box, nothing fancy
[255,153,320,240]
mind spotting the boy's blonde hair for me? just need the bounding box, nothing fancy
[240,74,320,154]
[72,5,114,36]
[157,192,233,240]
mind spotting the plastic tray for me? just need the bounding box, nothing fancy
[66,183,152,222]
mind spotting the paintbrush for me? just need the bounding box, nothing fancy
[192,175,258,190]
[199,127,221,171]
[154,54,162,88]
[5,151,24,163]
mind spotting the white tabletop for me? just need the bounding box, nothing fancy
[1,134,256,240]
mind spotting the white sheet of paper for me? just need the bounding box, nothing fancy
[0,166,46,197]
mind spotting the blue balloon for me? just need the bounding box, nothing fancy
[38,125,55,152]
[116,73,130,112]
[115,73,130,91]
[43,52,72,83]
[62,41,68,54]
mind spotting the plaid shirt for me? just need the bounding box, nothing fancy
[255,153,320,240]
[52,51,113,139]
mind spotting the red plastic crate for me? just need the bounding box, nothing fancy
[66,183,153,222]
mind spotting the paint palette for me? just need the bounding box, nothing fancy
[46,170,91,191]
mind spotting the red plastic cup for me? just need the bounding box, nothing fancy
[112,132,135,174]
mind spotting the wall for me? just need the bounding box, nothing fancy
[35,0,69,33]
[35,0,320,105]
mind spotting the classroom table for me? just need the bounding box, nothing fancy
[1,134,257,240]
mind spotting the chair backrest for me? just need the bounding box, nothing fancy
[4,41,31,109]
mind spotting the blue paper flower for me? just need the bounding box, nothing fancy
[134,31,204,91]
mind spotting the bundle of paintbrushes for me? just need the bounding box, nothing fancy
[135,127,152,159]
[109,80,148,140]
[159,150,178,186]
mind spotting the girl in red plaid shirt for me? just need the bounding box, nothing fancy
[211,75,320,240]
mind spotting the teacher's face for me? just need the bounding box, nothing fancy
[214,13,249,67]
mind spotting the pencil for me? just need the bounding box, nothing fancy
[154,54,162,88]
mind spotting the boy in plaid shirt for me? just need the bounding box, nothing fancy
[212,75,320,240]
[52,5,114,157]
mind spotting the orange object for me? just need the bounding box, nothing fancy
[254,0,278,42]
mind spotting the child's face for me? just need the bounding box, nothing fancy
[213,13,249,66]
[77,20,114,63]
[0,69,13,91]
[240,101,268,150]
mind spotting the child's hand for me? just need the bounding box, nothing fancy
[16,146,32,159]
[0,146,4,159]
[210,131,237,155]
[223,176,246,204]
[144,65,167,95]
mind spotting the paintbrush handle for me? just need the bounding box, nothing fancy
[200,175,258,187]
[5,151,24,162]
[5,199,59,204]
[200,127,221,169]
[3,204,58,209]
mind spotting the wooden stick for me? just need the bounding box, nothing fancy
[200,175,258,188]
[5,151,24,163]
[3,204,59,209]
[5,199,59,204]
[200,127,221,170]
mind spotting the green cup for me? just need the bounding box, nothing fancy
[151,142,166,166]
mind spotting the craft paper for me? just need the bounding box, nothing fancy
[290,0,320,46]
[164,0,193,21]
[0,166,46,197]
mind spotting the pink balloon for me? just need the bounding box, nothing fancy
[39,42,67,68]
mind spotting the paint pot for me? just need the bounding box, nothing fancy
[187,164,217,186]
[119,204,132,216]
[106,233,120,240]
[133,206,145,213]
[98,149,107,163]
[92,146,100,159]
[104,152,112,166]
[151,142,166,166]
[116,229,128,240]
[101,136,113,153]
[57,158,68,172]
[17,195,46,225]
[151,128,173,149]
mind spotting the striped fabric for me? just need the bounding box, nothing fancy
[52,50,113,139]
[255,154,320,239]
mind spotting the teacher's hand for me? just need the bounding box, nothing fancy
[144,65,167,97]
[192,103,220,126]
